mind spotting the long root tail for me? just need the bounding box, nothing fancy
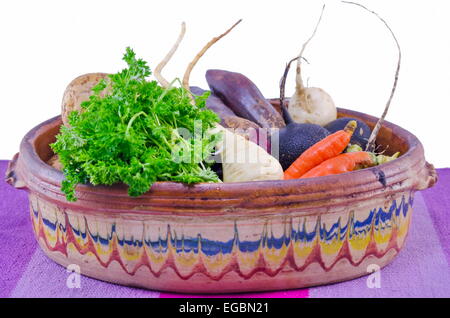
[342,1,402,152]
[182,19,242,104]
[154,22,186,88]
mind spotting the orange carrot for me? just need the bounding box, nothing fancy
[300,151,375,179]
[284,120,357,180]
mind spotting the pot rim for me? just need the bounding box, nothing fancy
[10,106,436,216]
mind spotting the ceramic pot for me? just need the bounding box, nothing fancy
[5,105,437,293]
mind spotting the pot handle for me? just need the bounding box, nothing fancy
[414,161,438,191]
[5,153,27,189]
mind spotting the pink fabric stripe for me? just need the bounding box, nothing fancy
[160,289,309,298]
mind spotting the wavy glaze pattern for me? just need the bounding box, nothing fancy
[30,194,413,281]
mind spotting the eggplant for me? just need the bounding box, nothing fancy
[205,70,285,129]
[190,86,261,140]
[190,86,235,119]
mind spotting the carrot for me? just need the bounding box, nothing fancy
[300,151,375,179]
[284,120,357,180]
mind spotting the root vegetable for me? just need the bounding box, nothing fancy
[61,72,109,126]
[284,120,357,180]
[289,87,336,126]
[342,1,402,152]
[346,144,401,164]
[213,125,283,182]
[283,5,337,126]
[221,116,261,133]
[274,121,330,170]
[276,80,330,170]
[154,22,186,88]
[324,117,371,149]
[154,19,241,104]
[183,20,242,104]
[154,20,277,183]
[300,151,375,179]
[174,20,281,182]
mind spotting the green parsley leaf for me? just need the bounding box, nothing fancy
[51,47,220,201]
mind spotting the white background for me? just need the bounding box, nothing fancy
[1,0,449,167]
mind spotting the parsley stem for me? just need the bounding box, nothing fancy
[125,111,146,137]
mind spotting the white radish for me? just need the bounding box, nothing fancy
[288,5,337,126]
[289,86,336,126]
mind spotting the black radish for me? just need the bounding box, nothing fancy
[324,117,371,149]
[273,104,330,170]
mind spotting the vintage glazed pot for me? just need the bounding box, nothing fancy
[5,104,437,293]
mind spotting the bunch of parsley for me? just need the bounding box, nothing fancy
[52,48,221,201]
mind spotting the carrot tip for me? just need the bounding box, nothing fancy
[344,120,357,135]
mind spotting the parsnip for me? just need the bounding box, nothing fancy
[213,125,283,182]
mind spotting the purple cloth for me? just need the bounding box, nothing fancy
[310,192,450,297]
[0,160,449,298]
[0,162,35,298]
[421,169,450,266]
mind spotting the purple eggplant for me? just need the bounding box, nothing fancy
[190,86,261,132]
[190,86,235,118]
[205,70,285,129]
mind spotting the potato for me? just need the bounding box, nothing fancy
[61,73,109,126]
